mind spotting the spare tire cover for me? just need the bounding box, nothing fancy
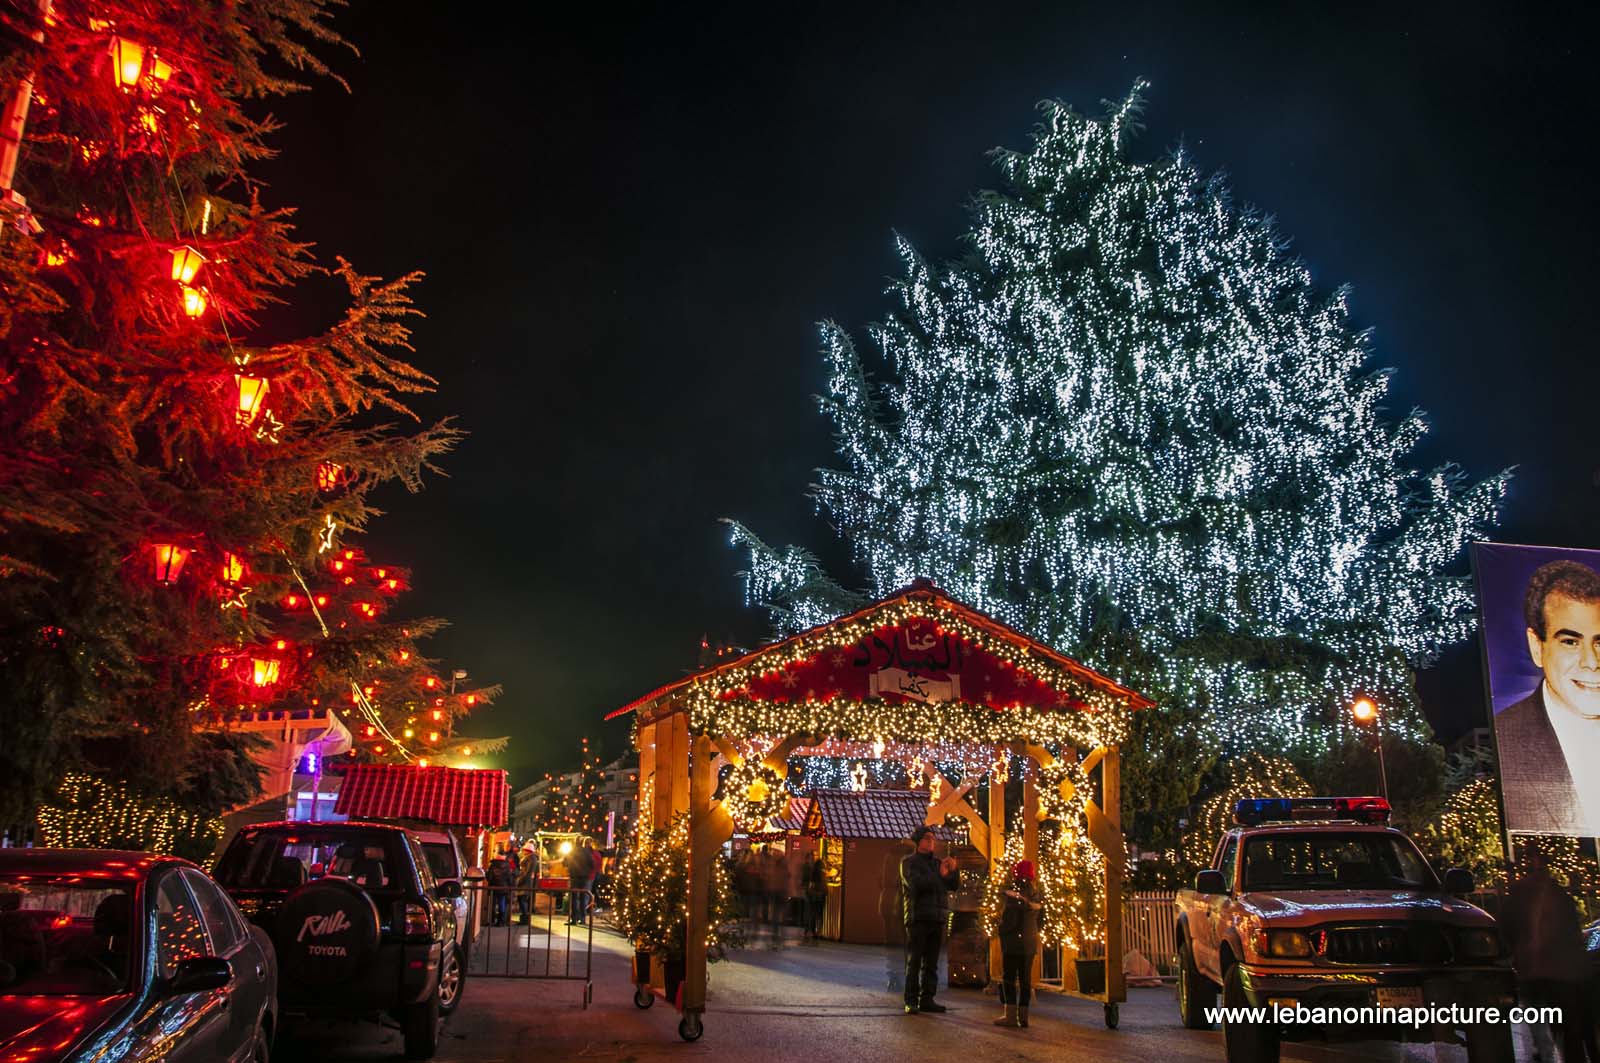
[274,877,381,986]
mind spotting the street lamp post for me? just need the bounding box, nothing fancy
[449,669,468,741]
[1352,697,1389,802]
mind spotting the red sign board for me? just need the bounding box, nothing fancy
[734,615,1078,712]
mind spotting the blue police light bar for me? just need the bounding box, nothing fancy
[1233,796,1391,826]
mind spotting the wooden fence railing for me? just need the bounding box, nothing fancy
[1123,891,1178,977]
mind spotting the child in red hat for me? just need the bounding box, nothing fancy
[994,859,1041,1027]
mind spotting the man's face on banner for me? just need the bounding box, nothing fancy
[1528,592,1600,717]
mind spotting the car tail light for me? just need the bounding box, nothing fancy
[404,902,432,937]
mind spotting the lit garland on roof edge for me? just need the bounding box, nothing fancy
[727,82,1507,769]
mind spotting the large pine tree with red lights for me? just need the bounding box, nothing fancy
[0,0,483,827]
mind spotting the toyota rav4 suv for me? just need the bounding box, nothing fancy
[212,821,464,1060]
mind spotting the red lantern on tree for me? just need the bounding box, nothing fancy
[171,246,205,285]
[181,286,207,317]
[151,543,190,584]
[316,462,343,491]
[109,36,146,89]
[220,552,246,585]
[250,658,280,687]
[235,374,268,426]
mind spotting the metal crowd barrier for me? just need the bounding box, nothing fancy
[461,882,593,1006]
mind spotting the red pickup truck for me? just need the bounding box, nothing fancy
[1173,797,1515,1063]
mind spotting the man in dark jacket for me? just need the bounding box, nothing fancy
[900,825,960,1014]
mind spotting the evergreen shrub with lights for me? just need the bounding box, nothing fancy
[0,0,476,825]
[612,814,742,961]
[728,84,1506,842]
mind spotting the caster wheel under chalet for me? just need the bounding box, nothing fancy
[634,986,654,1009]
[1104,1003,1120,1029]
[678,1013,704,1041]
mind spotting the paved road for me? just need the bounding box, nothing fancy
[276,927,1531,1062]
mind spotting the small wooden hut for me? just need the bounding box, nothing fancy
[608,579,1155,1040]
[803,789,958,944]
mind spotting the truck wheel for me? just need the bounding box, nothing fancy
[402,989,440,1061]
[1222,965,1278,1063]
[438,944,465,1015]
[1177,940,1217,1029]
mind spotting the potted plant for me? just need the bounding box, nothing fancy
[1073,940,1107,995]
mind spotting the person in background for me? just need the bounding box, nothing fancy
[761,845,787,948]
[590,852,613,911]
[735,848,762,937]
[900,825,959,1015]
[880,843,908,991]
[514,842,536,925]
[784,845,805,939]
[803,850,826,944]
[992,859,1041,1028]
[486,847,512,928]
[581,840,600,920]
[1499,844,1598,1063]
[566,839,598,926]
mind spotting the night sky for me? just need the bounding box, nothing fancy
[253,2,1599,787]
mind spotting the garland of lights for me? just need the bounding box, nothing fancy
[691,696,1130,757]
[718,760,790,829]
[1419,778,1506,890]
[1033,756,1105,948]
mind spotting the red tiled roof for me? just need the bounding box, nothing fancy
[810,789,957,842]
[767,796,812,833]
[333,765,509,828]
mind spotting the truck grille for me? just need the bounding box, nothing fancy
[1313,924,1452,966]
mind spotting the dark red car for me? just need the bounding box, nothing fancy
[0,849,277,1062]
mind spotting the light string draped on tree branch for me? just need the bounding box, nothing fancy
[284,551,411,760]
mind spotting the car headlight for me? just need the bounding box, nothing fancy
[1457,929,1500,960]
[1260,930,1312,958]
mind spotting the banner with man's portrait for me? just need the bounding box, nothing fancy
[1473,541,1600,837]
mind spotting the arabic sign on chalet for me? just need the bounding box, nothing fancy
[739,613,1073,711]
[608,579,1153,723]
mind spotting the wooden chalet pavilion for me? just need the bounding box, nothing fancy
[606,578,1155,1040]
